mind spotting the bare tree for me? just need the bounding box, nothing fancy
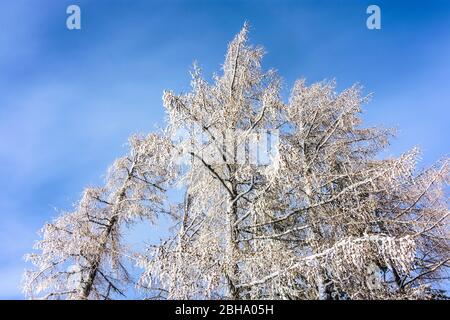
[24,25,449,300]
[23,134,176,299]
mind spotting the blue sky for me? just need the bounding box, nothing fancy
[0,0,449,299]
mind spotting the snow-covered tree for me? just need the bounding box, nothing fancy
[24,24,449,300]
[23,134,177,299]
